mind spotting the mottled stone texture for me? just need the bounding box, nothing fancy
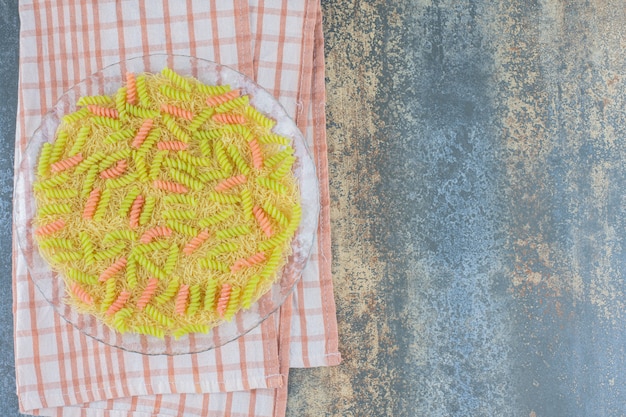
[286,1,626,416]
[3,1,626,416]
[0,0,20,415]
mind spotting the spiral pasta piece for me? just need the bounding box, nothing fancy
[153,180,189,194]
[212,113,247,125]
[62,107,89,124]
[67,268,98,285]
[166,219,199,236]
[71,283,94,305]
[193,128,222,141]
[205,242,238,258]
[103,229,138,243]
[198,209,234,228]
[117,186,141,217]
[107,174,134,189]
[37,143,54,177]
[75,151,105,174]
[51,251,83,263]
[227,145,251,175]
[161,209,195,221]
[183,229,210,255]
[197,83,231,96]
[82,188,101,219]
[125,72,137,104]
[99,159,127,179]
[231,252,266,273]
[162,157,198,177]
[79,231,95,266]
[139,226,173,243]
[173,324,210,339]
[214,174,247,192]
[93,189,112,221]
[100,277,117,313]
[113,307,133,333]
[270,155,296,180]
[208,192,241,204]
[132,240,169,256]
[136,74,150,107]
[215,96,249,114]
[34,172,69,192]
[94,242,126,262]
[264,148,293,168]
[148,150,167,180]
[157,140,188,151]
[203,279,219,311]
[244,105,276,129]
[175,284,190,316]
[69,125,91,156]
[216,284,231,317]
[133,153,149,182]
[223,286,241,321]
[261,201,289,227]
[162,114,191,143]
[240,188,253,220]
[49,130,68,164]
[241,275,261,308]
[136,278,159,311]
[168,168,203,191]
[164,194,196,206]
[206,89,240,107]
[188,108,215,132]
[258,133,291,146]
[135,254,167,279]
[139,195,156,226]
[38,237,74,250]
[186,284,202,316]
[133,325,165,338]
[197,169,228,183]
[215,225,250,239]
[115,86,128,120]
[144,304,175,327]
[92,116,122,130]
[125,256,138,288]
[177,152,213,167]
[159,84,191,102]
[77,95,113,106]
[199,259,229,272]
[129,195,145,229]
[224,124,252,141]
[98,149,132,169]
[256,177,287,194]
[162,67,192,92]
[98,257,128,282]
[132,119,154,149]
[163,243,180,275]
[137,128,161,155]
[38,203,72,216]
[87,105,119,119]
[155,278,179,304]
[252,205,274,237]
[248,138,264,169]
[105,290,131,316]
[160,103,194,121]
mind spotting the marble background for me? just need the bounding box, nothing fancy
[3,1,626,416]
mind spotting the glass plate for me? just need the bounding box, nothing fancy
[15,54,319,355]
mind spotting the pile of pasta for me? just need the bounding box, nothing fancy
[33,68,301,339]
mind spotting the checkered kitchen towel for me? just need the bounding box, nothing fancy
[13,1,340,416]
